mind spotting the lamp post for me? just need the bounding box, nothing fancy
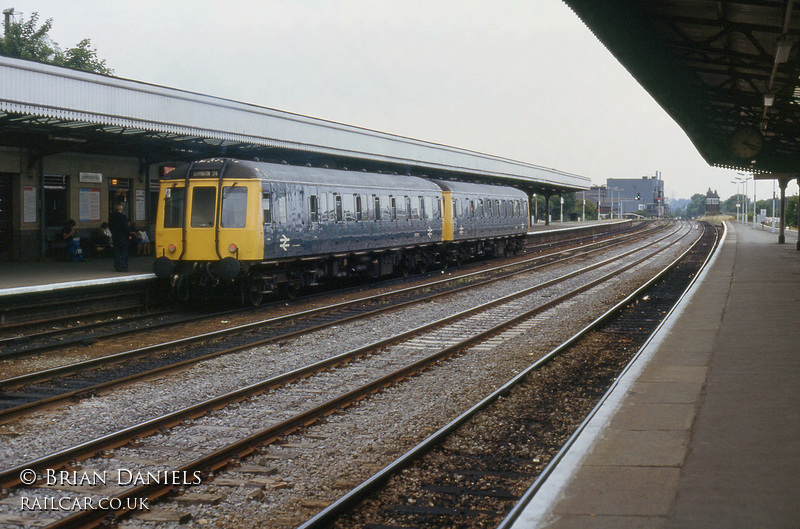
[731,180,741,222]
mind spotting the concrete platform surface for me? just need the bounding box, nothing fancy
[512,221,800,529]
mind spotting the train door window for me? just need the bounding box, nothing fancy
[335,195,343,222]
[452,198,458,217]
[363,194,371,220]
[496,200,501,217]
[309,195,318,223]
[390,197,397,220]
[487,199,493,218]
[164,186,186,228]
[221,186,248,228]
[419,197,427,220]
[354,195,363,221]
[191,187,216,228]
[373,196,381,220]
[262,193,272,224]
[404,196,412,220]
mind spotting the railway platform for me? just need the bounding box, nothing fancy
[0,255,155,297]
[510,221,800,528]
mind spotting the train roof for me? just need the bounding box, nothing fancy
[431,179,528,198]
[164,158,444,193]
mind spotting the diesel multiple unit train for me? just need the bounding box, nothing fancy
[153,158,529,305]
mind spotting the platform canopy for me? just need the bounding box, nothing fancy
[565,0,800,177]
[0,56,588,194]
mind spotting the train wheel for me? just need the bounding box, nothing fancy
[242,275,263,307]
[280,282,300,300]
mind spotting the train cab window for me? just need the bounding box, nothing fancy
[191,187,216,228]
[373,196,381,220]
[335,195,343,222]
[262,192,272,224]
[221,186,247,228]
[163,186,186,228]
[310,195,318,223]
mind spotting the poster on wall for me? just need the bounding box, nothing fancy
[23,186,36,223]
[79,188,101,221]
[135,189,145,221]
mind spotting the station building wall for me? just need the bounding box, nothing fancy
[0,149,158,262]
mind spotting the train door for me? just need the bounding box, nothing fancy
[262,184,274,257]
[307,187,320,254]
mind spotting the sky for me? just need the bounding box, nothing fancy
[8,0,798,202]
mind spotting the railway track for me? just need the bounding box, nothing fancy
[0,221,640,358]
[0,221,671,421]
[0,221,702,528]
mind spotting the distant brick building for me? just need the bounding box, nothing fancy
[705,188,720,214]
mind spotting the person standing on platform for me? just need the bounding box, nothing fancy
[109,203,131,272]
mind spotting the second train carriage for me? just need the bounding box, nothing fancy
[153,158,529,304]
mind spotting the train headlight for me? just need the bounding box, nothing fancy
[228,243,238,253]
[168,244,177,253]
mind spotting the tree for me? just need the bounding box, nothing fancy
[55,38,113,75]
[1,10,112,75]
[684,193,706,219]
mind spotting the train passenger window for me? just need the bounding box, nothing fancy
[355,195,363,221]
[164,186,186,228]
[262,193,272,224]
[335,195,343,222]
[343,194,354,221]
[310,195,318,223]
[470,200,475,218]
[320,193,329,222]
[452,199,458,217]
[374,196,381,220]
[191,187,216,228]
[221,186,247,228]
